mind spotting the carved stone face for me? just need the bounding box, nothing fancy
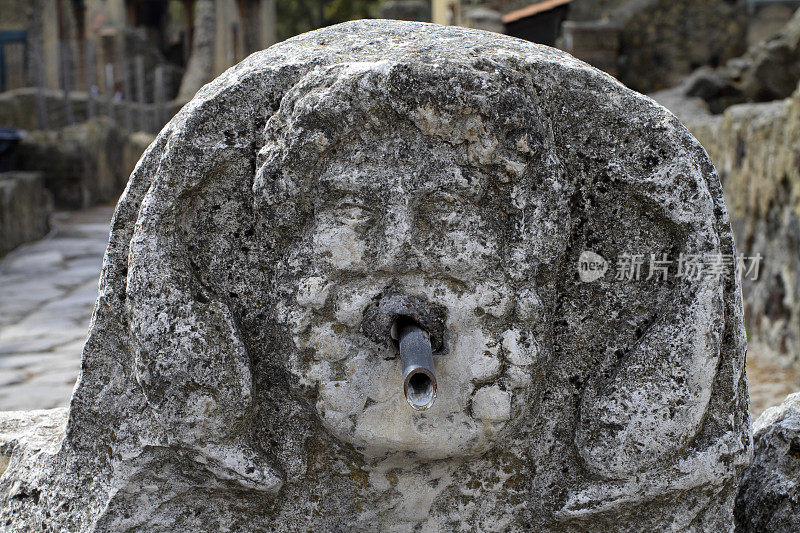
[285,155,537,460]
[256,64,562,459]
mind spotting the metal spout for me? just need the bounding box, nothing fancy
[396,318,437,411]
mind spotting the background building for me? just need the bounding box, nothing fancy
[0,0,276,100]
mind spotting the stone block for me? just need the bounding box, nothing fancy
[735,392,800,532]
[13,118,155,209]
[0,171,51,256]
[0,20,750,531]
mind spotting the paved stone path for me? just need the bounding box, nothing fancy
[0,205,113,411]
[0,204,798,418]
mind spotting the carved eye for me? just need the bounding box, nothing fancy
[332,202,373,228]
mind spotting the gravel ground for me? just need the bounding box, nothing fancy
[746,349,800,418]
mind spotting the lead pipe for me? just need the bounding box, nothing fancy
[397,318,437,411]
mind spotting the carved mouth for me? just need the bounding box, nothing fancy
[360,287,448,353]
[360,288,446,410]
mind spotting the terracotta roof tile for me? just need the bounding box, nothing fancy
[502,0,574,24]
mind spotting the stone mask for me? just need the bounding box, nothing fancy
[252,62,566,459]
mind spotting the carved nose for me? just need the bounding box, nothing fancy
[375,208,424,272]
[377,243,425,273]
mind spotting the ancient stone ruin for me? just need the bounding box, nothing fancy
[0,20,750,530]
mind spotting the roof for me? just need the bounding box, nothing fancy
[502,0,574,24]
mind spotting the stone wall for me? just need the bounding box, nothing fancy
[0,87,181,133]
[13,118,155,209]
[656,9,800,116]
[494,0,747,93]
[0,172,51,256]
[662,86,800,370]
[611,0,748,93]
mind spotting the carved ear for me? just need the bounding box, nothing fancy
[127,189,281,493]
[130,286,280,492]
[552,106,739,479]
[123,81,283,493]
[574,274,724,477]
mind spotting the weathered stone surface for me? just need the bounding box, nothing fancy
[0,20,749,531]
[0,172,51,256]
[0,409,68,479]
[735,392,800,532]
